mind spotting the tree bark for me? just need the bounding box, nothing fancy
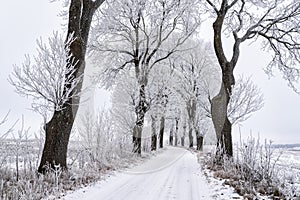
[133,85,147,154]
[196,136,203,151]
[210,5,236,158]
[159,116,165,148]
[188,127,193,148]
[133,127,142,154]
[181,137,185,147]
[187,99,196,148]
[195,130,204,151]
[196,138,204,151]
[38,0,103,173]
[169,125,174,146]
[175,118,179,146]
[169,135,173,146]
[211,82,233,157]
[221,115,233,156]
[151,115,157,151]
[181,124,186,147]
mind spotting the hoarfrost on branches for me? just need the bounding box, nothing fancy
[9,32,82,114]
[228,76,264,124]
[90,0,201,88]
[204,0,300,92]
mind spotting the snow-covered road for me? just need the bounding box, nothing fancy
[63,146,229,200]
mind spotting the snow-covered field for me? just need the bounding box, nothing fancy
[62,146,241,200]
[278,148,300,170]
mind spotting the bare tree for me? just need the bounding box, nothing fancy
[78,110,115,170]
[149,66,176,149]
[201,76,264,124]
[173,40,216,148]
[10,0,105,173]
[37,0,105,173]
[9,33,81,113]
[194,116,209,151]
[148,76,171,151]
[91,0,200,154]
[157,85,172,149]
[204,0,300,157]
[228,76,264,124]
[111,70,138,140]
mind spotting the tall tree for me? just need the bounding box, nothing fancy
[173,40,216,148]
[148,68,173,150]
[91,0,200,154]
[10,32,82,173]
[36,0,105,173]
[194,116,208,151]
[204,0,300,157]
[111,70,138,139]
[9,0,104,173]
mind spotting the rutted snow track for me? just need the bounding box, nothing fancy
[63,146,216,200]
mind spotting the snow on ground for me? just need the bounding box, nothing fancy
[62,146,240,200]
[278,149,300,170]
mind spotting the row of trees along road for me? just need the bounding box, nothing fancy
[90,0,201,154]
[9,0,300,173]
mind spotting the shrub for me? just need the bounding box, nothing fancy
[203,135,299,198]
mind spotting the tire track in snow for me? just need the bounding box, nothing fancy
[154,156,180,200]
[63,146,215,200]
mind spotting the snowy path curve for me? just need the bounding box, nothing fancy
[63,146,216,200]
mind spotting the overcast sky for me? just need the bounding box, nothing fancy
[1,1,299,144]
[0,1,63,134]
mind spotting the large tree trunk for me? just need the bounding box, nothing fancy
[38,0,102,173]
[133,85,148,155]
[151,115,157,151]
[133,126,142,154]
[159,116,165,148]
[38,110,73,173]
[221,116,233,156]
[211,82,233,157]
[210,11,237,159]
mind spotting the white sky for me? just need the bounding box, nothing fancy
[1,1,299,144]
[0,1,63,134]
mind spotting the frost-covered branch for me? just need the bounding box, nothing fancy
[90,0,200,87]
[228,76,264,124]
[9,32,83,113]
[201,75,264,125]
[206,0,300,91]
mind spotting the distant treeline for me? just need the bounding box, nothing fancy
[272,143,300,149]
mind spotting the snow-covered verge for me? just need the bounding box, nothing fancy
[0,140,159,200]
[62,146,242,200]
[199,139,300,199]
[0,110,157,200]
